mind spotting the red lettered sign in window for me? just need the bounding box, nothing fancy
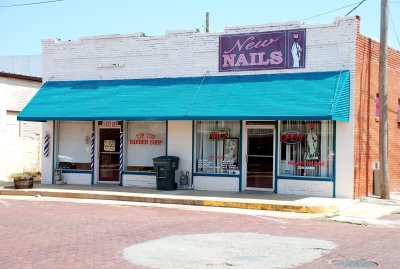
[208,129,230,140]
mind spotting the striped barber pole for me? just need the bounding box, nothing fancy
[91,131,95,173]
[43,134,49,157]
[119,132,123,176]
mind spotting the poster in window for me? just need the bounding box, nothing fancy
[104,140,116,152]
[304,122,320,160]
[223,138,239,169]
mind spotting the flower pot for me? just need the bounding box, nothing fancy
[14,177,34,189]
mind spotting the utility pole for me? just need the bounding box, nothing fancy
[205,12,210,33]
[379,0,390,199]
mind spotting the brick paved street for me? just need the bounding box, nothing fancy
[0,197,399,269]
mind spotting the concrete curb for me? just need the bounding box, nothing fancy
[0,188,338,214]
[202,200,337,214]
[330,216,400,228]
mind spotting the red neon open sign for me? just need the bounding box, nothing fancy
[280,130,304,144]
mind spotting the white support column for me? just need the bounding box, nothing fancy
[167,121,193,186]
[41,121,54,184]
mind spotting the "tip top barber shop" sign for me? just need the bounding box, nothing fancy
[219,29,306,72]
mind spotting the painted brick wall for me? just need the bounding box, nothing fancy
[62,173,91,185]
[194,176,239,192]
[123,174,156,188]
[40,17,360,196]
[2,76,42,140]
[278,179,333,197]
[0,76,42,180]
[42,17,357,81]
[354,33,400,198]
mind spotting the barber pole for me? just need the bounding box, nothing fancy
[43,134,49,157]
[119,132,123,176]
[91,131,94,173]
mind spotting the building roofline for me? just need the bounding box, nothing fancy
[0,71,42,82]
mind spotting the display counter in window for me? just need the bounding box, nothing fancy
[58,155,90,170]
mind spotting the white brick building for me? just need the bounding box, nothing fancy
[19,17,360,198]
[0,72,42,180]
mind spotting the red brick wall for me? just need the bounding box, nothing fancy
[355,30,400,198]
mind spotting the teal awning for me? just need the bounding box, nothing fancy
[18,71,350,122]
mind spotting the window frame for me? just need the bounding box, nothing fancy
[124,120,167,174]
[193,120,241,176]
[375,93,380,121]
[277,120,335,181]
[56,121,92,172]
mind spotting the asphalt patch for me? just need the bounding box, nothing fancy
[123,232,336,268]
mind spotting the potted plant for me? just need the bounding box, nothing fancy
[27,170,41,184]
[9,171,36,189]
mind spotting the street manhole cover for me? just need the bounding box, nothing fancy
[331,259,378,267]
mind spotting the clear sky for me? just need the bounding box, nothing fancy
[1,0,399,56]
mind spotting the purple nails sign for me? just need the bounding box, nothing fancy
[219,29,306,72]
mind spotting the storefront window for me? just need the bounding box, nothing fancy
[57,121,92,170]
[126,121,166,172]
[195,121,240,174]
[279,120,334,178]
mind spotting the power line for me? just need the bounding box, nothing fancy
[346,0,367,16]
[0,0,64,8]
[303,1,364,21]
[388,6,400,49]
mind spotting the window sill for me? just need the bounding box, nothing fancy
[193,172,240,178]
[276,175,333,182]
[122,171,156,176]
[60,169,92,174]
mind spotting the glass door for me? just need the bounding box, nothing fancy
[99,128,120,182]
[246,127,274,189]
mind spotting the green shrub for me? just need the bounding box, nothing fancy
[9,170,41,181]
[9,172,31,180]
[24,170,41,179]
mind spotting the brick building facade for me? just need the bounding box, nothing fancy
[18,16,400,198]
[354,28,400,197]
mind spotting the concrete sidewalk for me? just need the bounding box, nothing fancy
[330,193,400,227]
[0,182,355,214]
[1,182,399,226]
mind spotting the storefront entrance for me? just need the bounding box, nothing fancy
[245,126,275,190]
[99,127,120,182]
